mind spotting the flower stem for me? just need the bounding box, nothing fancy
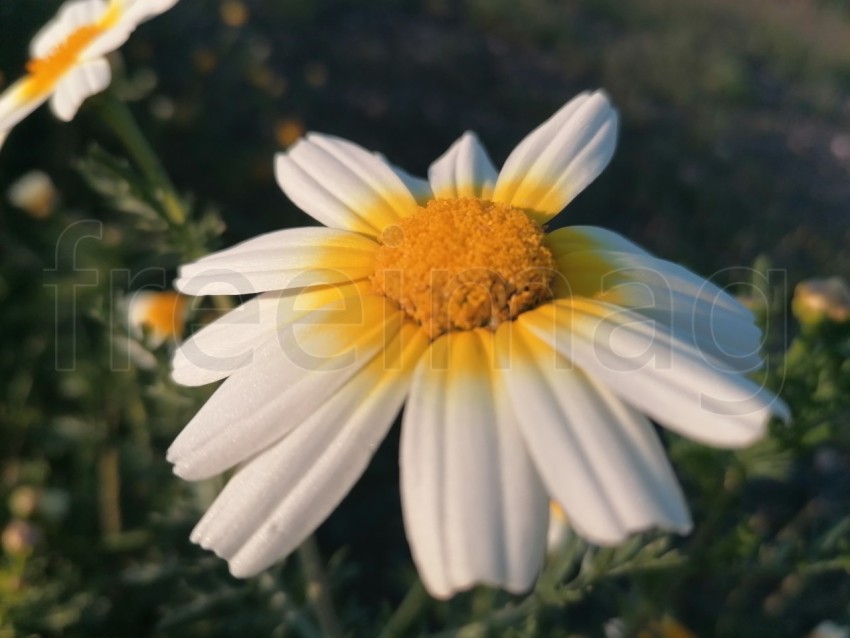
[297,536,343,638]
[92,92,186,226]
[378,579,429,638]
[97,444,122,537]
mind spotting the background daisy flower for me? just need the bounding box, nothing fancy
[169,90,788,599]
[0,0,178,149]
[128,290,189,347]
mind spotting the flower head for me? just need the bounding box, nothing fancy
[792,276,850,326]
[169,91,788,598]
[6,170,57,218]
[128,290,189,346]
[0,0,178,149]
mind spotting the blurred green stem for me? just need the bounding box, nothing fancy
[379,579,429,638]
[93,92,186,226]
[97,445,122,537]
[297,536,343,638]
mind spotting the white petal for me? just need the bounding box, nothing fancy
[275,134,419,237]
[168,297,404,480]
[489,371,550,593]
[638,290,765,373]
[190,323,427,578]
[49,58,111,121]
[83,0,179,60]
[0,79,46,139]
[546,225,651,257]
[171,293,273,387]
[82,24,135,60]
[31,0,177,63]
[387,162,432,205]
[521,300,789,448]
[120,0,179,24]
[30,0,109,59]
[400,331,549,599]
[171,280,371,386]
[428,131,498,200]
[493,91,618,223]
[552,248,752,322]
[496,324,691,545]
[547,226,762,371]
[174,227,377,296]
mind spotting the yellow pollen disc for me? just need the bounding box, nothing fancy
[371,197,556,339]
[22,2,121,99]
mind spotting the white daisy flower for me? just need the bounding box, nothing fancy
[127,290,189,347]
[0,0,178,149]
[169,90,789,599]
[6,170,57,218]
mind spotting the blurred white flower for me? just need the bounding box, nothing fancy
[168,91,788,598]
[8,486,41,519]
[6,170,57,218]
[0,0,179,149]
[809,621,850,638]
[792,276,850,325]
[128,290,189,347]
[2,520,42,556]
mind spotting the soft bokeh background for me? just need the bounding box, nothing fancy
[1,0,849,636]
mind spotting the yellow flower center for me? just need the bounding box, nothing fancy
[22,1,121,99]
[371,197,556,339]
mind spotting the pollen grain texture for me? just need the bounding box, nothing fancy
[372,197,556,339]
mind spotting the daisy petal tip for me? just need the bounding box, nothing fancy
[559,513,625,549]
[170,461,191,480]
[408,562,453,600]
[304,131,333,144]
[228,564,257,580]
[499,571,539,597]
[273,151,295,177]
[169,461,192,479]
[421,581,454,601]
[580,530,627,548]
[190,530,226,558]
[172,458,217,482]
[157,0,181,14]
[285,135,313,153]
[579,519,693,548]
[228,553,271,579]
[172,276,192,294]
[164,446,180,465]
[590,87,614,105]
[173,276,241,297]
[168,366,187,386]
[169,363,215,388]
[587,90,619,132]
